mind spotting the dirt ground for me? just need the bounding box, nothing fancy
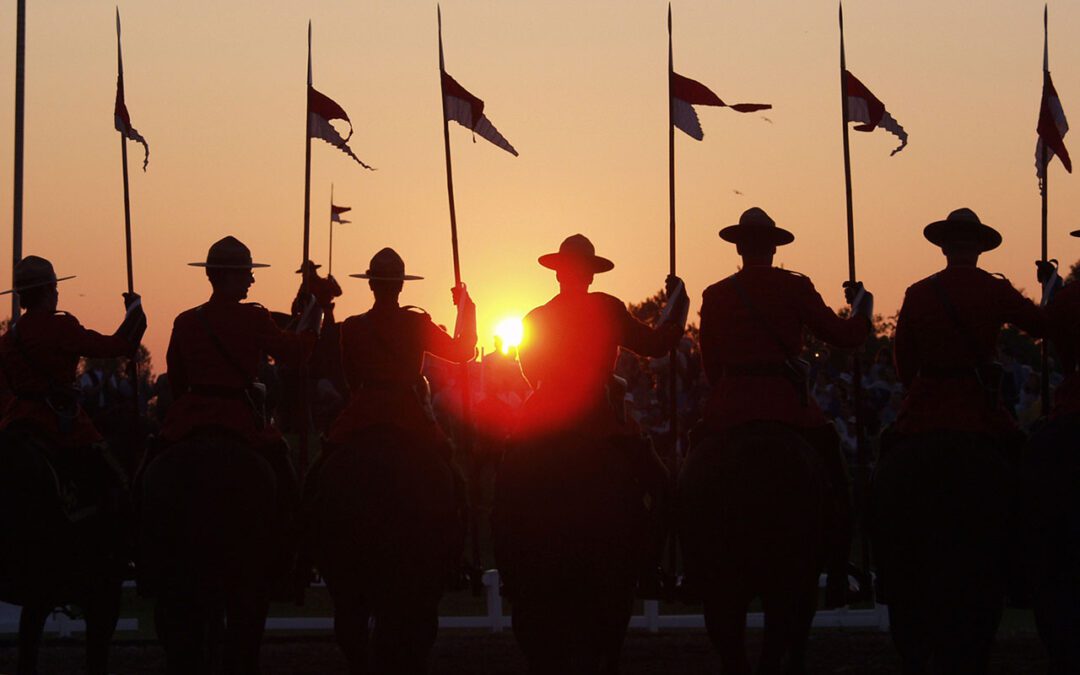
[0,628,1049,674]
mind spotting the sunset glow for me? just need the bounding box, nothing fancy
[493,316,524,353]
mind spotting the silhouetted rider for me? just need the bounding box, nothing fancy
[698,207,872,606]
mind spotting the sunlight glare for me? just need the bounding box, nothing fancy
[494,316,524,354]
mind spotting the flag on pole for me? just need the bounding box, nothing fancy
[115,10,149,171]
[1036,5,1071,192]
[844,70,908,155]
[309,87,375,170]
[331,203,351,224]
[671,72,771,141]
[441,71,518,156]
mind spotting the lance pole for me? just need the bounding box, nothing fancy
[839,1,870,582]
[116,11,141,417]
[303,22,313,270]
[297,21,314,472]
[1040,5,1051,417]
[328,183,334,276]
[11,0,27,320]
[665,3,682,581]
[438,6,481,583]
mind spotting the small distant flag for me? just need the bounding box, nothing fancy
[844,71,908,156]
[115,10,149,171]
[308,87,374,170]
[441,71,518,156]
[671,72,771,141]
[331,203,351,224]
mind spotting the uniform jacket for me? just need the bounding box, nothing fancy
[162,295,314,445]
[1046,280,1080,418]
[893,265,1044,434]
[0,308,144,447]
[327,301,475,445]
[699,265,868,432]
[516,291,675,438]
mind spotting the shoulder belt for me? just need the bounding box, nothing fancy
[929,274,988,364]
[195,305,254,385]
[730,274,795,356]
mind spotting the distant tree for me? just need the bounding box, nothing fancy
[1068,258,1080,284]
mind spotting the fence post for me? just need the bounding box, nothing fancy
[482,569,505,632]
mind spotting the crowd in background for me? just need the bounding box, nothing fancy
[73,302,1056,474]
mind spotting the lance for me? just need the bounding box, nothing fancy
[838,1,871,584]
[296,21,315,472]
[664,3,682,583]
[11,0,27,320]
[115,10,142,416]
[437,5,482,584]
[1040,5,1050,416]
[328,183,334,276]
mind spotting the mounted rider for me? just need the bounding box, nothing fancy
[161,236,320,448]
[878,208,1046,672]
[0,255,145,675]
[0,256,146,449]
[325,247,476,452]
[515,234,687,441]
[892,209,1044,435]
[1039,232,1078,420]
[156,236,321,600]
[697,207,873,606]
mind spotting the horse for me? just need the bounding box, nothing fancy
[0,428,128,675]
[678,422,826,675]
[306,424,461,675]
[871,430,1016,674]
[493,430,660,674]
[138,431,279,675]
[1023,416,1080,675]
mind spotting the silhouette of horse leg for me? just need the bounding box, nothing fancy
[16,603,48,675]
[84,577,122,675]
[371,593,439,674]
[703,590,752,675]
[155,597,221,674]
[887,602,932,674]
[785,583,816,675]
[223,585,269,675]
[332,597,371,675]
[759,582,815,675]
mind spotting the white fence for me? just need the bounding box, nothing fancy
[0,570,889,638]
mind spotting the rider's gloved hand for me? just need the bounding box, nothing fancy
[843,281,874,321]
[1036,260,1062,307]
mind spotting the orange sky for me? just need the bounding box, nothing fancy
[0,1,1078,373]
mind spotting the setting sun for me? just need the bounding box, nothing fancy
[493,316,524,354]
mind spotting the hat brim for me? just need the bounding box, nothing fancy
[349,273,424,281]
[0,275,76,296]
[537,253,615,274]
[923,221,1002,252]
[1070,229,1080,238]
[188,262,271,269]
[295,264,323,274]
[718,224,795,246]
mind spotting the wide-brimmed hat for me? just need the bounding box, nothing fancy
[538,234,615,274]
[350,248,423,281]
[923,208,1001,252]
[719,207,795,246]
[188,236,270,269]
[295,261,322,274]
[0,256,75,295]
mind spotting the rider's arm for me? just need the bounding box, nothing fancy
[616,298,682,358]
[798,277,868,349]
[422,314,475,365]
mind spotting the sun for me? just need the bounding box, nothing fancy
[493,316,524,354]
